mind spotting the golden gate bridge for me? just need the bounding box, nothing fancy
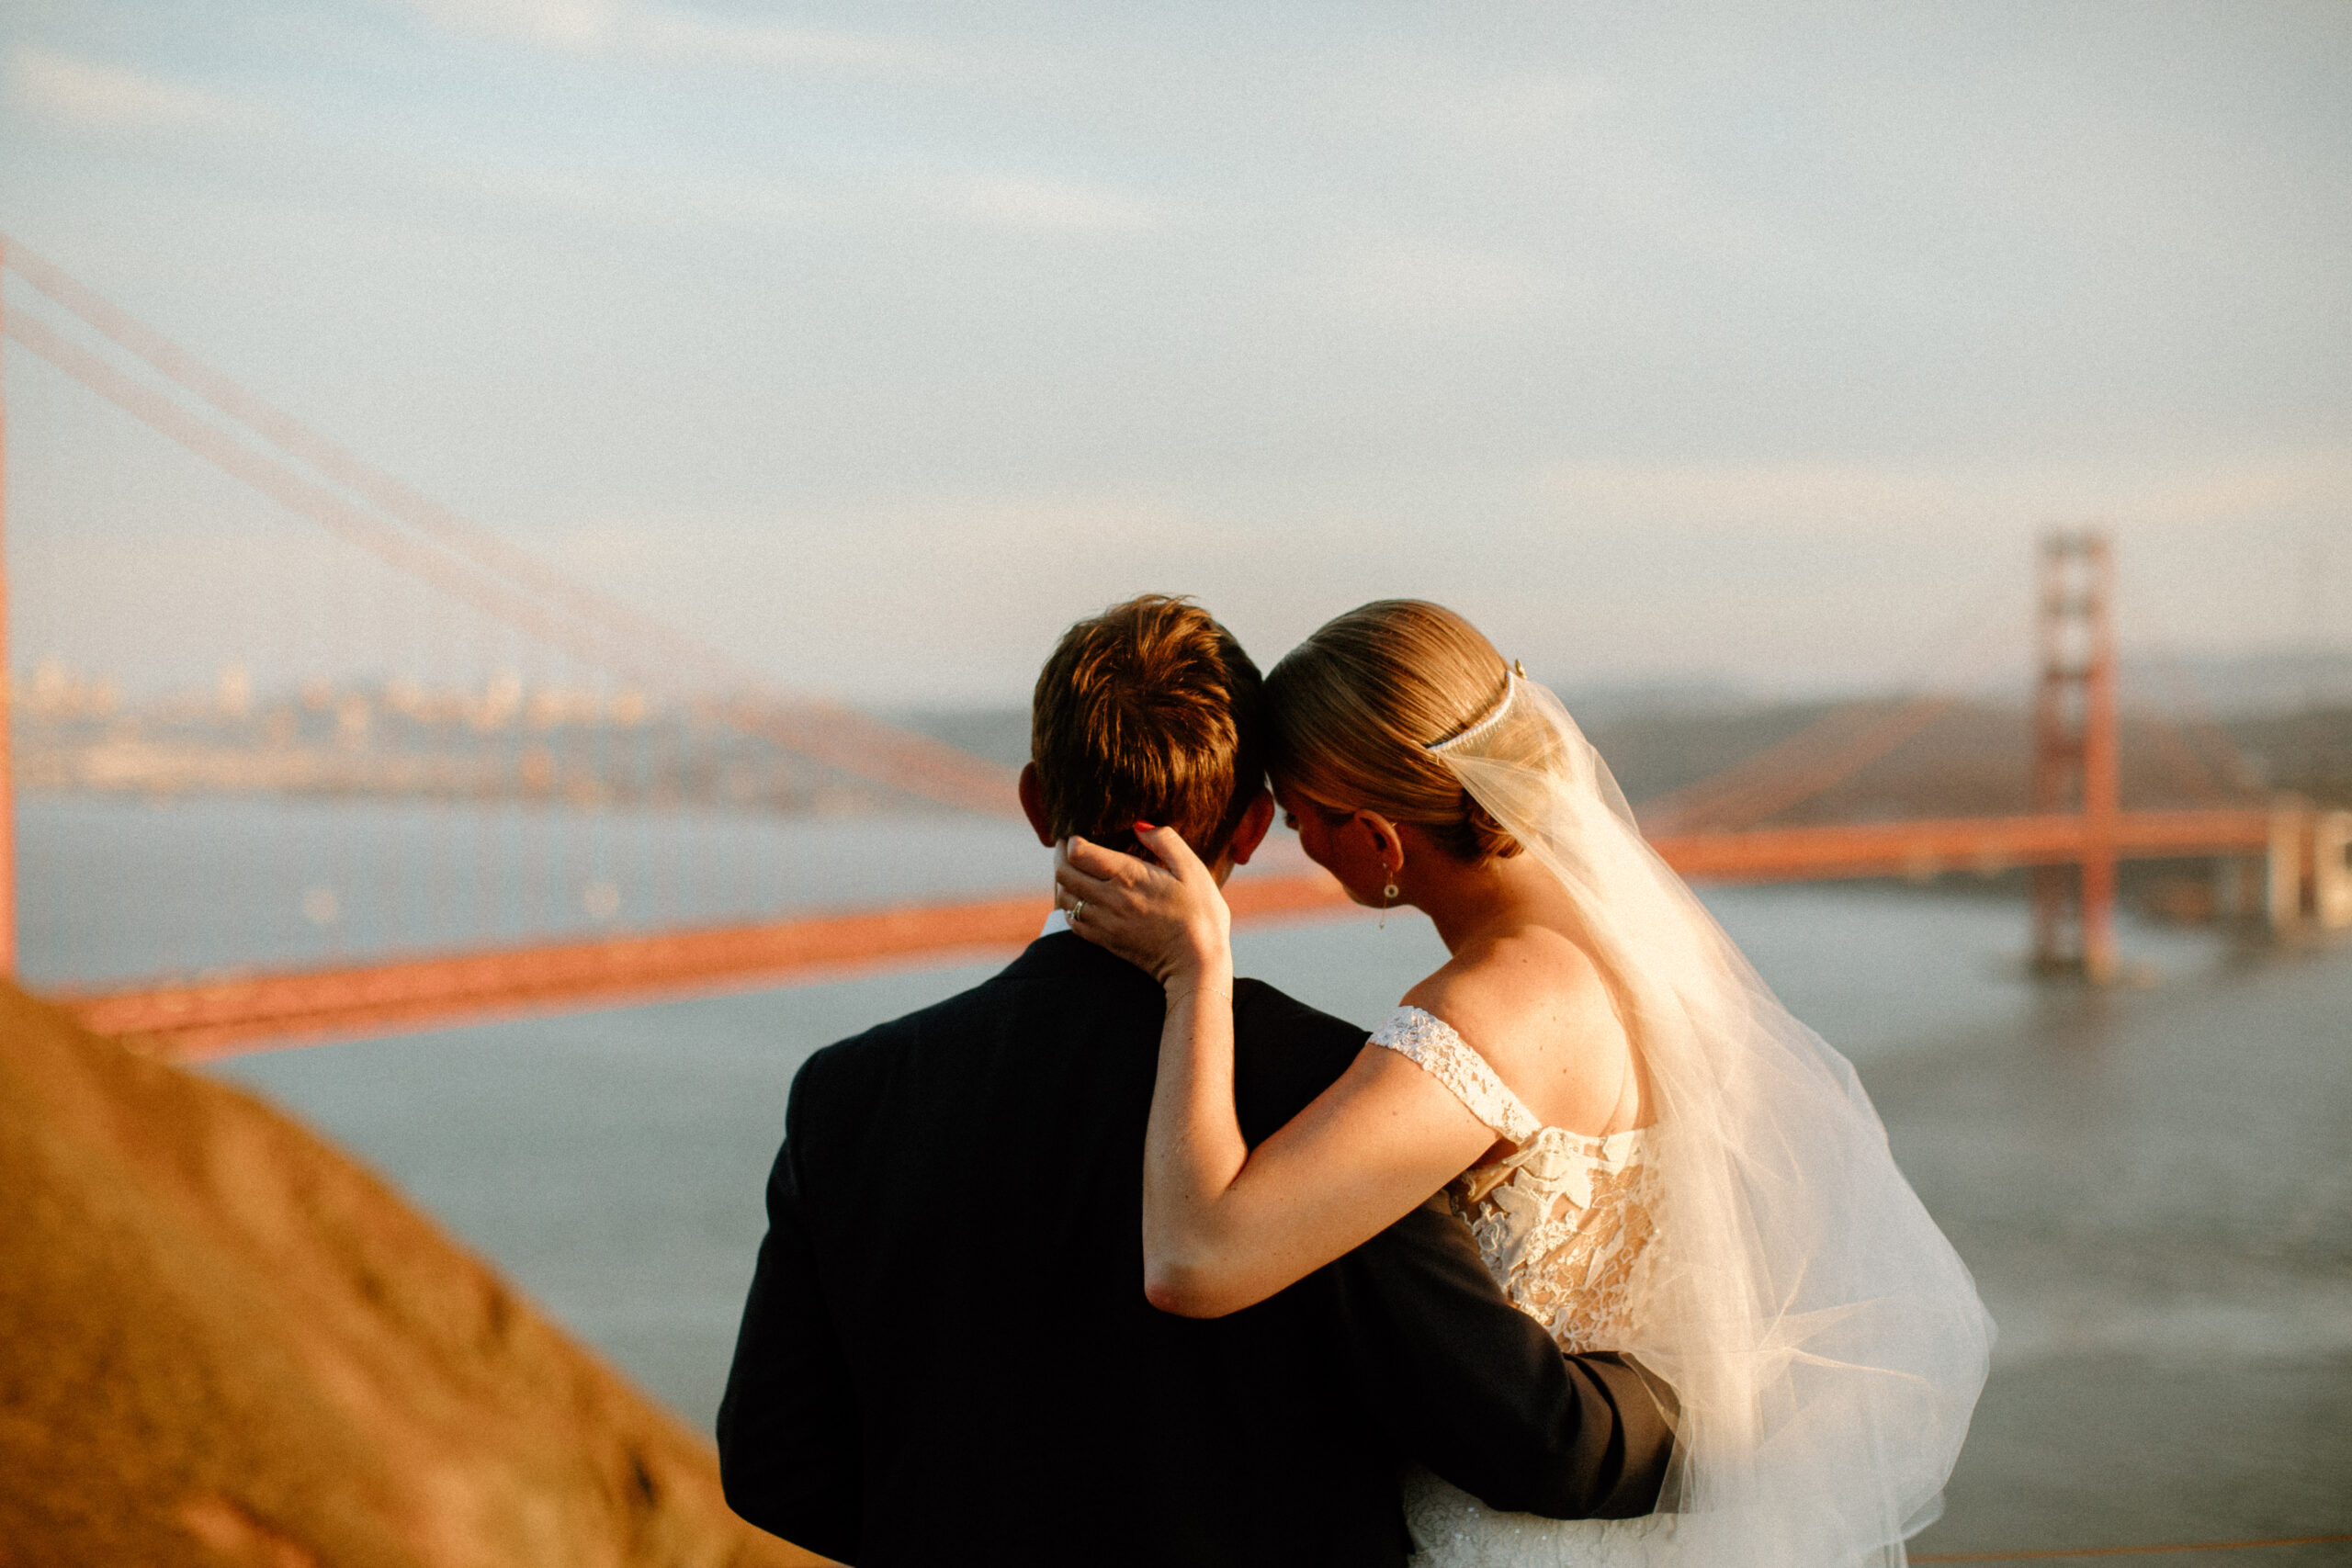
[3,235,2345,1060]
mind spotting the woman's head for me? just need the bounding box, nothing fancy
[1264,600,1524,863]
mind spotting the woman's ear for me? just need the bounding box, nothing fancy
[1354,810,1405,878]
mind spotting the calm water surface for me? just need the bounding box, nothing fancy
[36,801,2342,1560]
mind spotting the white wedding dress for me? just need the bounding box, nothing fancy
[1363,671,1991,1568]
[1371,1005,1676,1567]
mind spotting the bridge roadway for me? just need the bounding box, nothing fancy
[59,807,2272,1061]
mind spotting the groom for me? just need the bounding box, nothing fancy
[717,595,1674,1566]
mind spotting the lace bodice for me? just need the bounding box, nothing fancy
[1368,1006,1657,1356]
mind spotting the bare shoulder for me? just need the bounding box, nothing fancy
[1399,926,1634,1134]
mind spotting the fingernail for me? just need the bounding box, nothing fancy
[1135,820,1155,832]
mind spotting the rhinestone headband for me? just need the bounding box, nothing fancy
[1425,660,1526,755]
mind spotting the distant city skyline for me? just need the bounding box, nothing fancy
[2,1,2346,706]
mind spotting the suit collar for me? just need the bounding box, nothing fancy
[999,929,1160,995]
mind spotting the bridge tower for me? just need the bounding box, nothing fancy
[2030,528,2119,980]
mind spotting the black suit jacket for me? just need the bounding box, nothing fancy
[718,931,1672,1567]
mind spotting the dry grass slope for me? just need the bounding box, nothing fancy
[0,984,833,1568]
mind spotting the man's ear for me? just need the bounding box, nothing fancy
[1225,788,1276,867]
[1017,762,1057,848]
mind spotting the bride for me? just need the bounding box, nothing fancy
[1053,600,1992,1568]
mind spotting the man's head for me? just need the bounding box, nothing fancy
[1019,594,1274,879]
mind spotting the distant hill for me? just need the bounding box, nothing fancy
[892,706,1034,771]
[898,694,2352,818]
[2123,647,2352,716]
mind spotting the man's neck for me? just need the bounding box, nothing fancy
[1038,849,1235,936]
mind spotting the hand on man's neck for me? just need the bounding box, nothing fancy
[1017,764,1272,894]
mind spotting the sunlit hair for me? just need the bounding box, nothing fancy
[1030,594,1267,858]
[1264,599,1524,863]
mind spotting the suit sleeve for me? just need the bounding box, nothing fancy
[715,1063,862,1562]
[1324,1193,1677,1519]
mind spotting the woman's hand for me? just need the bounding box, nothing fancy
[1053,825,1232,996]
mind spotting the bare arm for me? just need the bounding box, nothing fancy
[1056,828,1495,1317]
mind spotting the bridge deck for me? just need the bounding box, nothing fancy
[57,808,2272,1060]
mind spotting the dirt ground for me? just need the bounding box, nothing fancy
[0,984,831,1568]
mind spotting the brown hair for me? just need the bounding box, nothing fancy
[1263,600,1523,863]
[1030,594,1267,858]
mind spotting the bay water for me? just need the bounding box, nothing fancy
[26,796,2348,1560]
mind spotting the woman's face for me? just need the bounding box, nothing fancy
[1272,777,1385,908]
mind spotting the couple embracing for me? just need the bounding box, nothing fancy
[718,595,1991,1567]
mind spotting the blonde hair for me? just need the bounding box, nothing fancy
[1264,600,1524,863]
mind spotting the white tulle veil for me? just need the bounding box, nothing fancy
[1427,671,1993,1568]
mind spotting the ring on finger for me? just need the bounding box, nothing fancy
[1070,897,1086,924]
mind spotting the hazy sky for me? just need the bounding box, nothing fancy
[3,1,2346,705]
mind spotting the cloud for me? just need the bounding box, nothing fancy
[402,0,623,52]
[935,175,1159,234]
[418,162,815,229]
[629,7,907,72]
[1544,461,1964,531]
[1410,68,1613,152]
[2108,452,2352,529]
[1538,451,2352,536]
[414,157,1151,236]
[1309,238,1560,321]
[9,46,273,135]
[401,0,913,73]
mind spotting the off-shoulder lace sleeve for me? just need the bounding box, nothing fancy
[1368,1006,1541,1145]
